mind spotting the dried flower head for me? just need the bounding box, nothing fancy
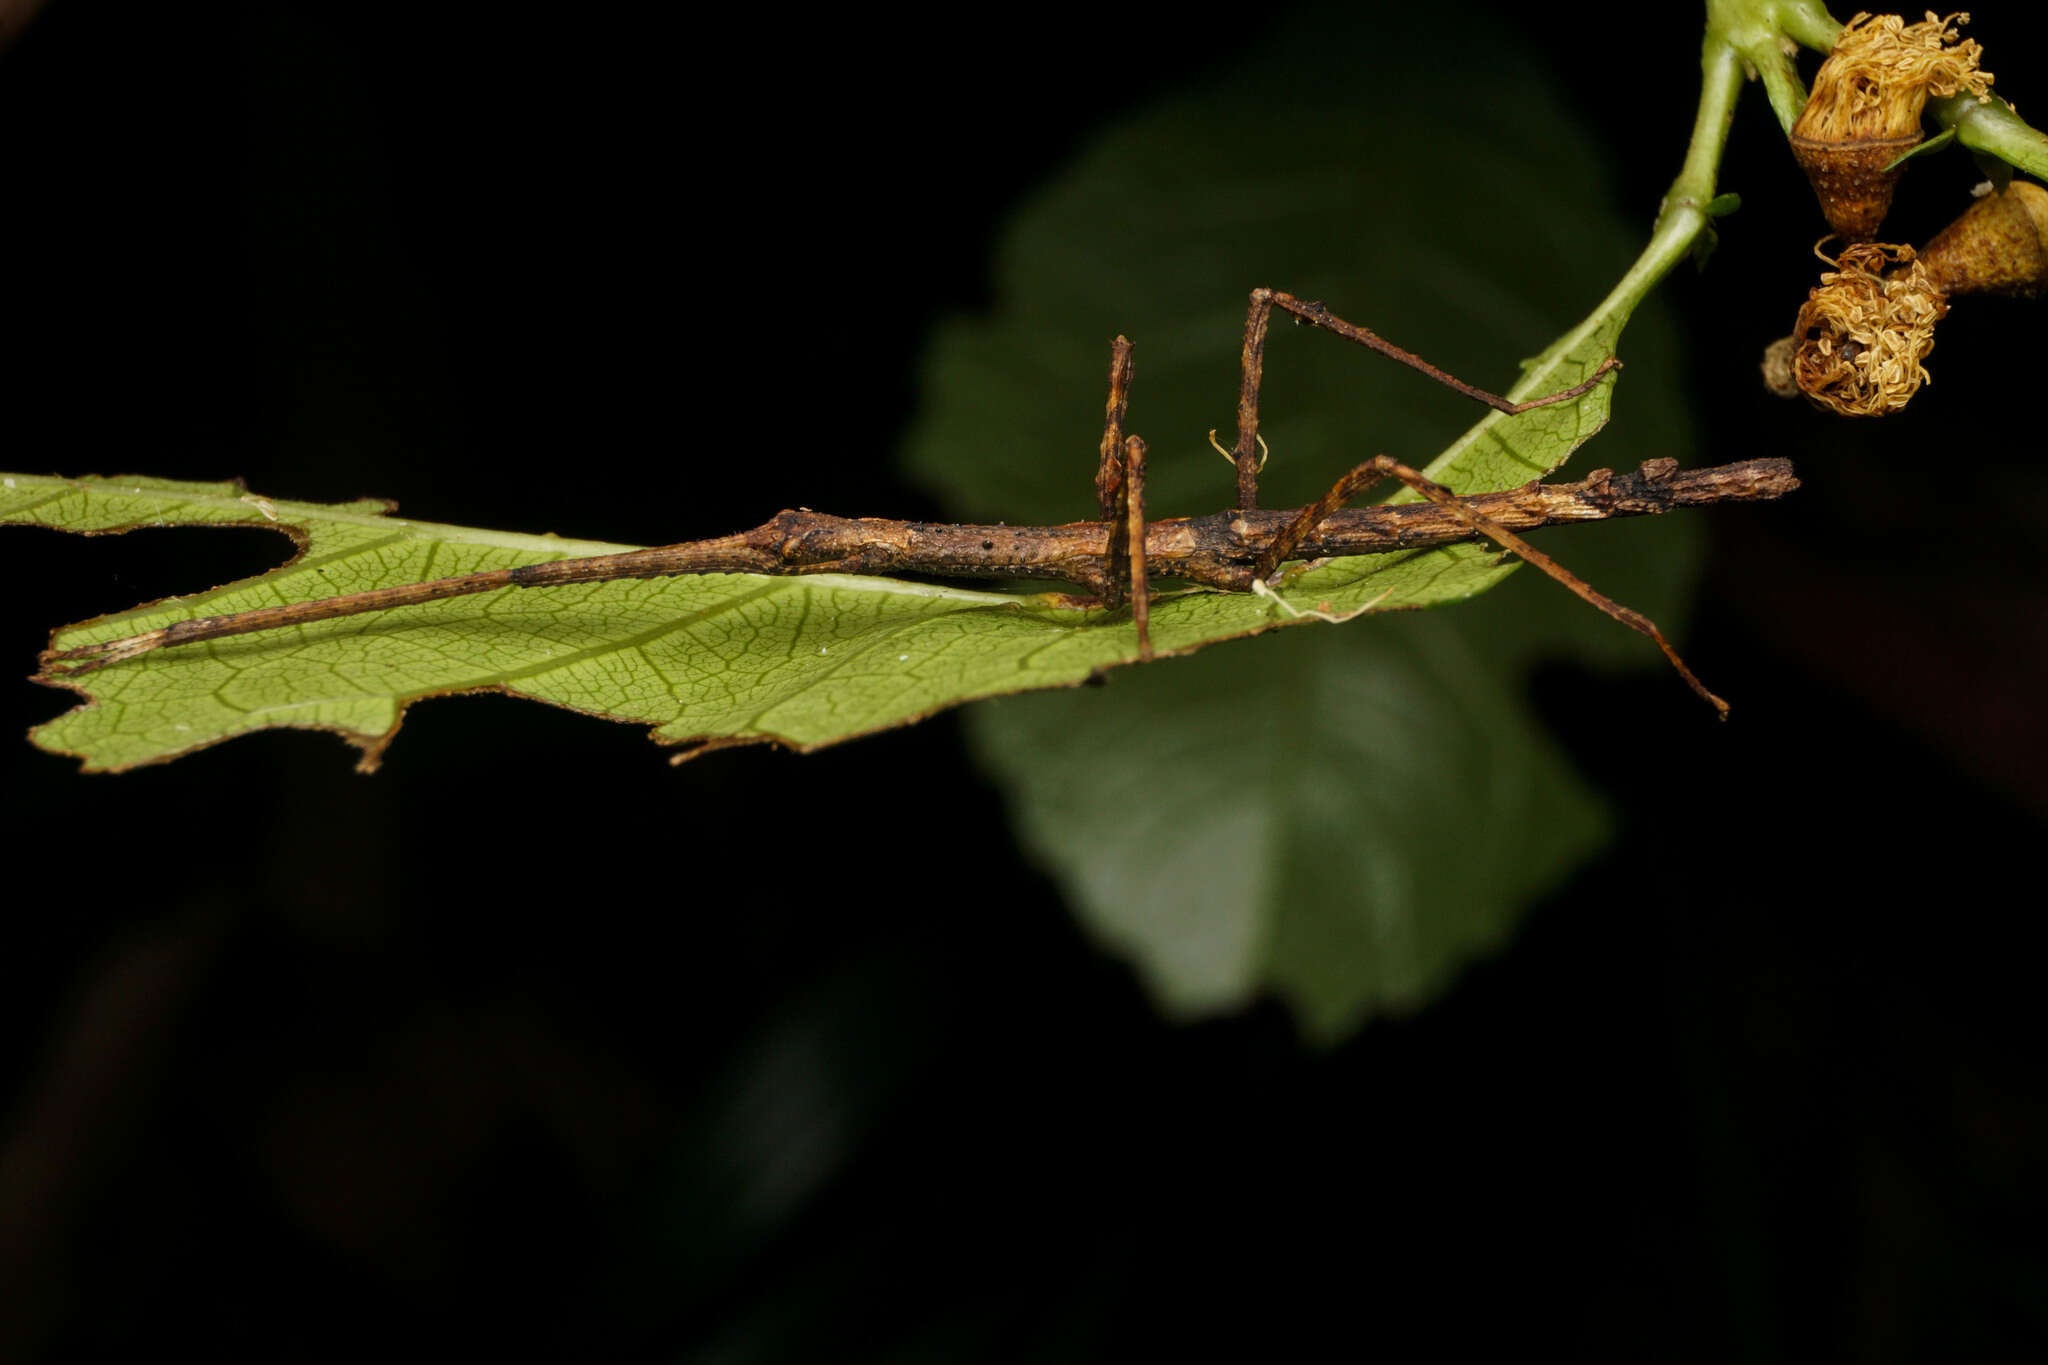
[1790,12,1994,240]
[1791,241,1950,416]
[1797,11,1991,141]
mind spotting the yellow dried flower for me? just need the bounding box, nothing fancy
[1791,241,1950,416]
[1790,12,1994,240]
[1797,11,1991,141]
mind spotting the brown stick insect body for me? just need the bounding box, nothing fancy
[47,291,1798,713]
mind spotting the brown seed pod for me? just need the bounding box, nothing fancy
[1789,11,1993,241]
[1917,180,2048,296]
[1786,135,1920,241]
[1791,241,1950,417]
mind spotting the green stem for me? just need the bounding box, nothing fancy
[1666,36,1746,222]
[1516,33,1747,396]
[1418,29,1746,484]
[1931,92,2048,181]
[1769,0,1841,55]
[1500,0,1849,393]
[1705,0,1841,134]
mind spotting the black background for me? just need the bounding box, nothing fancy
[3,2,2045,1359]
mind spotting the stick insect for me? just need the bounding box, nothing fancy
[44,289,1797,714]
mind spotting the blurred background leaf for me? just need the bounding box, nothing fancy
[901,2,1702,1037]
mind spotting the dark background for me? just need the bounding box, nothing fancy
[3,1,2045,1358]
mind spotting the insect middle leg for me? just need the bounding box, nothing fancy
[1087,336,1155,658]
[1226,288,1620,511]
[1095,335,1136,611]
[1123,435,1150,661]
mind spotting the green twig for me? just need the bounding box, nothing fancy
[1931,91,2048,181]
[1705,0,1841,134]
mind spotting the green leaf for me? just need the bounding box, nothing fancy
[1881,126,1957,173]
[6,458,1589,774]
[898,2,1702,1038]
